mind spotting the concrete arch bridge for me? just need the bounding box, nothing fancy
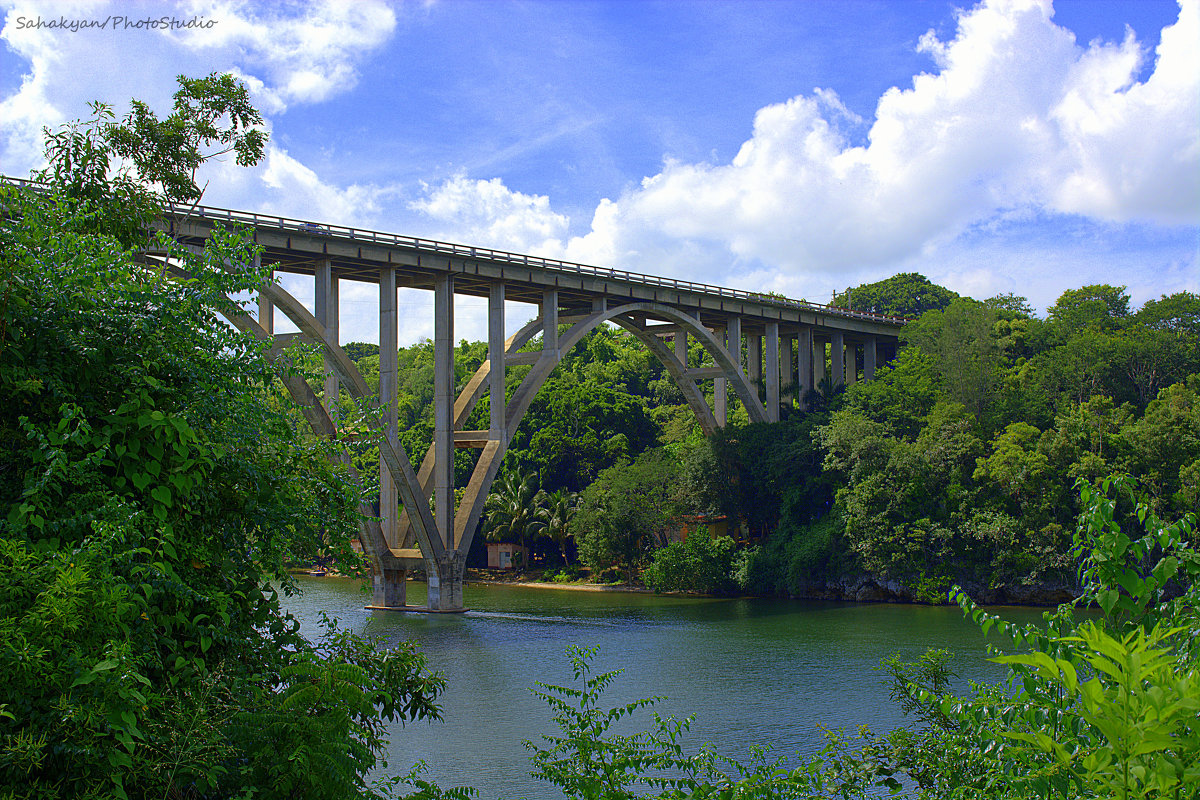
[157,205,904,612]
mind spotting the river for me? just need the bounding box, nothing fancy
[283,576,1046,799]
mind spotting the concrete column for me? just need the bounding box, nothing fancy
[845,343,858,386]
[542,289,559,360]
[748,334,762,385]
[257,257,273,335]
[315,259,339,418]
[674,324,688,368]
[781,334,793,405]
[765,322,779,422]
[591,297,608,313]
[433,273,455,551]
[715,326,727,427]
[831,330,844,388]
[380,268,399,552]
[864,336,877,381]
[796,327,812,411]
[728,317,743,375]
[488,283,506,444]
[426,555,465,612]
[373,567,407,609]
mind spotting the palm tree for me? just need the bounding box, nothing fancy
[534,488,579,565]
[483,470,542,554]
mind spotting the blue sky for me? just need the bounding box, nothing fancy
[2,0,1197,345]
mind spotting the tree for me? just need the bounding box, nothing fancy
[833,273,959,318]
[483,470,544,552]
[1047,284,1131,337]
[534,488,579,564]
[571,449,682,577]
[102,72,267,206]
[1,79,444,799]
[903,298,1000,422]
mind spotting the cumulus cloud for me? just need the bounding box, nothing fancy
[0,0,394,175]
[409,174,570,254]
[172,0,396,112]
[412,0,1198,293]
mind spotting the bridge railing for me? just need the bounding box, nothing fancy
[1,175,907,325]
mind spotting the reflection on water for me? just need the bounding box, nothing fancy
[282,576,1045,800]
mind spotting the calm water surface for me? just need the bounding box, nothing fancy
[283,576,1045,799]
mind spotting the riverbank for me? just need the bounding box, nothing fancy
[466,567,652,593]
[293,565,1069,606]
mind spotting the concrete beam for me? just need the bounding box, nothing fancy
[675,310,689,369]
[505,351,540,366]
[781,334,793,405]
[714,328,728,427]
[542,288,559,361]
[748,334,762,385]
[257,257,273,335]
[728,316,742,376]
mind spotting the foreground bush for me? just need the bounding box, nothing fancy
[0,79,445,800]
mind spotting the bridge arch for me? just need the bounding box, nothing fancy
[437,301,769,570]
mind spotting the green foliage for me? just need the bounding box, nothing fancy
[484,470,543,549]
[0,80,444,800]
[536,487,580,564]
[871,474,1200,799]
[572,449,683,575]
[642,534,738,595]
[833,272,959,318]
[526,645,705,799]
[525,475,1198,800]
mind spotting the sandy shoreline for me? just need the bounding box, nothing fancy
[467,578,653,594]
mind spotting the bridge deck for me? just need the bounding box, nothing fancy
[160,203,905,339]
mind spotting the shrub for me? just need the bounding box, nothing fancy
[642,534,738,595]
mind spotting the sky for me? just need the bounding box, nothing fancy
[2,0,1197,346]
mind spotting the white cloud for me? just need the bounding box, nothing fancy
[172,0,396,111]
[0,0,395,175]
[409,174,570,254]
[409,0,1198,294]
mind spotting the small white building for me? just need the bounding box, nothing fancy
[486,542,529,569]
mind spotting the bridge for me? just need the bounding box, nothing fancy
[149,201,904,612]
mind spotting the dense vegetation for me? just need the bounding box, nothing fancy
[0,77,444,800]
[337,270,1198,604]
